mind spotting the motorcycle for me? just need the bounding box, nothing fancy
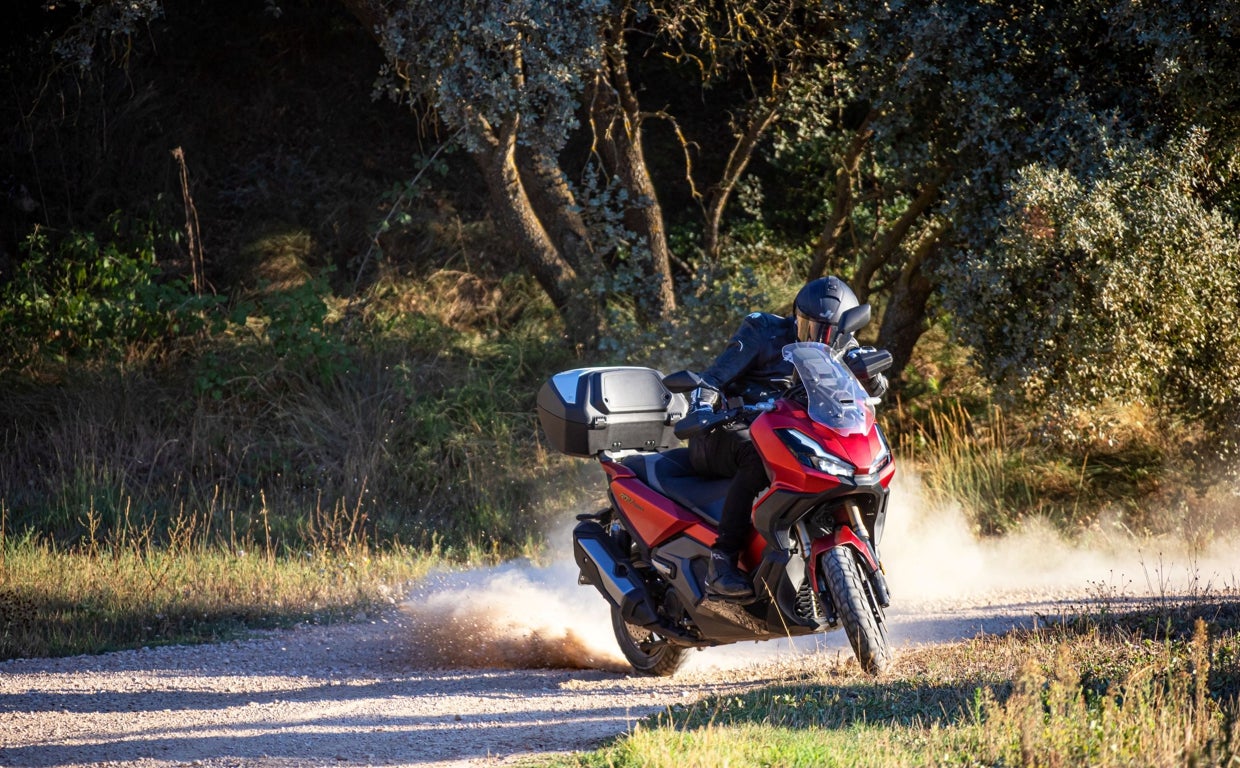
[536,304,896,675]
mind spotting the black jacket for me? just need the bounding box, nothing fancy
[700,311,890,405]
[700,312,797,404]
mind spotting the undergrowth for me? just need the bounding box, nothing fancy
[887,325,1239,541]
[0,506,437,659]
[558,606,1240,768]
[1,214,1232,662]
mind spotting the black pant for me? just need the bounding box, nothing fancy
[690,428,768,555]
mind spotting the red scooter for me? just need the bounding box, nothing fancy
[537,305,895,675]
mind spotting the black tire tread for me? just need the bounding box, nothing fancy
[822,546,892,675]
[610,605,686,676]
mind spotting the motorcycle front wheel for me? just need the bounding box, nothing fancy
[822,546,892,675]
[610,605,686,676]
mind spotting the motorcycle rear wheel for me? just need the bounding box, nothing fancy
[822,546,892,675]
[610,606,686,676]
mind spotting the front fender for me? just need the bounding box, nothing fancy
[808,526,879,588]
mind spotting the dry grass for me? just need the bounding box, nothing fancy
[561,609,1240,768]
[0,501,439,659]
[0,269,584,659]
[890,394,1234,540]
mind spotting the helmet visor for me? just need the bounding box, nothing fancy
[795,311,833,344]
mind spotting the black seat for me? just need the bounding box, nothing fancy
[619,448,732,525]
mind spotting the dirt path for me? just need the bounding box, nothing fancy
[3,500,1235,767]
[0,586,1144,768]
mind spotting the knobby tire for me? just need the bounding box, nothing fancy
[610,605,686,676]
[822,546,892,675]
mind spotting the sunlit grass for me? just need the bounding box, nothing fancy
[0,500,447,659]
[557,616,1240,768]
[891,398,1218,539]
[900,401,1038,535]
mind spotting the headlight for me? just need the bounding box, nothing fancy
[776,429,855,477]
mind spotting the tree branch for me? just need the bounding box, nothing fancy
[855,169,946,303]
[807,111,876,280]
[702,92,784,260]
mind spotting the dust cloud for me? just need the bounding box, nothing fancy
[880,470,1240,605]
[401,556,630,672]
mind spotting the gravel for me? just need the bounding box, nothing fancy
[0,605,792,768]
[4,516,1233,768]
[0,586,1099,768]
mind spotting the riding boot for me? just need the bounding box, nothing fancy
[706,548,754,600]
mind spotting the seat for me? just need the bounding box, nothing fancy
[620,448,732,526]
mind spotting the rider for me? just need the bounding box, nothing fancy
[692,276,890,600]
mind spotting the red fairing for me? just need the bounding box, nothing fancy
[608,475,716,548]
[601,459,637,480]
[749,400,893,492]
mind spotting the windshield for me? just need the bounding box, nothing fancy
[782,342,874,435]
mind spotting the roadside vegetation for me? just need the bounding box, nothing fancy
[1,13,1238,768]
[0,225,587,657]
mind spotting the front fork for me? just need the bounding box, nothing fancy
[799,499,892,610]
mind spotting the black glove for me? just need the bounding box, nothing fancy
[866,372,889,399]
[845,347,892,398]
[690,386,721,413]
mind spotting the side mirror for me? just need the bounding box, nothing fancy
[838,304,872,337]
[662,370,705,394]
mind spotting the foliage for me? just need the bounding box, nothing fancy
[756,0,1239,386]
[0,219,224,370]
[948,131,1240,427]
[373,0,608,157]
[235,277,354,385]
[42,0,164,70]
[595,228,804,372]
[0,268,577,556]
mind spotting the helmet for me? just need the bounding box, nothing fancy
[794,276,859,344]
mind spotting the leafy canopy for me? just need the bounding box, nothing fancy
[950,129,1240,422]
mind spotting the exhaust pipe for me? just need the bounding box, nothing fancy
[573,520,659,627]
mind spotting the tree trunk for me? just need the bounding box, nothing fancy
[855,173,943,304]
[474,117,600,349]
[702,97,782,260]
[876,231,944,382]
[337,0,602,348]
[516,147,597,283]
[596,42,676,319]
[807,115,874,281]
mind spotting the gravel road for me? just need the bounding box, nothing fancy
[3,494,1235,768]
[0,587,1084,768]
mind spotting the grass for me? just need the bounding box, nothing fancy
[552,605,1240,768]
[890,395,1238,541]
[0,257,593,659]
[1,220,1232,690]
[0,270,577,546]
[0,500,447,659]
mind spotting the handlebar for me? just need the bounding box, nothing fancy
[673,401,776,440]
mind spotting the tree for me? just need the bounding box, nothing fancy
[339,0,611,348]
[950,131,1240,425]
[340,0,842,349]
[775,0,1240,389]
[643,1,832,261]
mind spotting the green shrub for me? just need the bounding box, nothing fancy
[0,216,224,369]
